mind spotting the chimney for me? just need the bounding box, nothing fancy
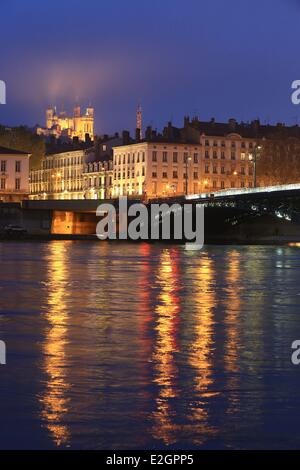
[145,126,152,140]
[228,118,236,131]
[135,128,141,142]
[184,116,190,128]
[122,130,130,145]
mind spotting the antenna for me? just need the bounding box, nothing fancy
[136,103,142,139]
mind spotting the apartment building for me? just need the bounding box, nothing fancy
[112,133,256,198]
[82,160,113,199]
[30,150,85,200]
[0,146,31,202]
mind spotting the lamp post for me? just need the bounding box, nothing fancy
[249,144,262,188]
[185,156,192,195]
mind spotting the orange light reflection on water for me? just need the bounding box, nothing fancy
[39,242,71,447]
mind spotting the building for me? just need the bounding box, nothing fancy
[30,150,86,200]
[0,146,31,202]
[112,129,256,198]
[30,147,114,201]
[36,104,94,142]
[82,160,113,199]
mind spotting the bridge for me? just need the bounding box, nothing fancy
[3,183,300,241]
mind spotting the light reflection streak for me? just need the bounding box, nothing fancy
[188,254,218,443]
[152,248,180,445]
[39,242,71,447]
[224,250,241,415]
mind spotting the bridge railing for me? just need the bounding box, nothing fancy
[185,182,300,200]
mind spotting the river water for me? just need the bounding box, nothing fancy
[0,241,300,449]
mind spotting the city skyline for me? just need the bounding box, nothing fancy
[0,0,300,135]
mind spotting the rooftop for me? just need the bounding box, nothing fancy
[0,145,30,155]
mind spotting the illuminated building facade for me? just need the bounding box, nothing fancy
[0,146,31,202]
[37,105,94,141]
[112,134,256,198]
[30,150,85,200]
[82,160,113,199]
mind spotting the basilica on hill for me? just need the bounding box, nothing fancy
[36,104,94,142]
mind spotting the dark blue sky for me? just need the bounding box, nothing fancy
[0,0,300,134]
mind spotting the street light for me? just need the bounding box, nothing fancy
[185,156,192,195]
[249,144,262,188]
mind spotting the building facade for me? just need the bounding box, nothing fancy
[30,150,85,200]
[36,105,94,141]
[0,146,31,202]
[82,160,113,199]
[112,134,256,198]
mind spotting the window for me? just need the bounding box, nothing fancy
[213,140,217,147]
[221,181,225,189]
[142,167,145,176]
[173,152,178,163]
[173,171,178,179]
[183,152,188,162]
[241,167,245,175]
[241,153,245,160]
[231,181,235,188]
[221,166,225,174]
[205,165,209,174]
[221,141,225,147]
[221,151,225,159]
[241,181,245,188]
[0,178,5,190]
[205,150,209,158]
[205,139,209,146]
[193,172,198,179]
[152,151,157,162]
[213,151,217,159]
[162,151,168,162]
[213,180,217,188]
[162,172,168,179]
[1,161,6,172]
[193,153,198,163]
[231,151,236,160]
[213,166,217,174]
[16,161,21,172]
[15,178,21,190]
[152,172,157,178]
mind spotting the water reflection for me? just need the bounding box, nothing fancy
[224,250,241,415]
[152,249,181,445]
[39,242,71,446]
[2,242,300,449]
[188,254,218,443]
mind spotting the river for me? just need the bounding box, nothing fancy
[0,241,300,449]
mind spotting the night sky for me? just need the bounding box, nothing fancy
[0,0,300,134]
